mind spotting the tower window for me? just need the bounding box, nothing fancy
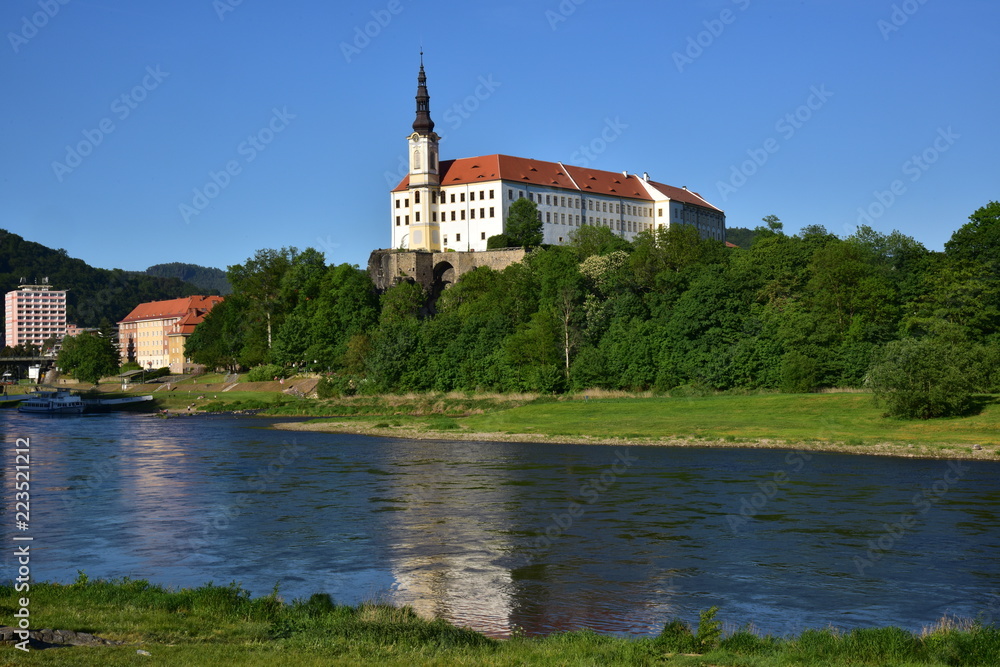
[405,198,409,207]
[415,212,421,222]
[405,215,410,225]
[395,199,401,209]
[432,212,437,222]
[395,216,400,226]
[415,191,421,204]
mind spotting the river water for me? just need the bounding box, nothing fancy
[2,411,999,637]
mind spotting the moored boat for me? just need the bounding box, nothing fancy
[17,390,86,414]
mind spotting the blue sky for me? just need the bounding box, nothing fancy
[2,0,997,272]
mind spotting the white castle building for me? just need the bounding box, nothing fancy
[391,60,725,253]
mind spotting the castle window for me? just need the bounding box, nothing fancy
[508,189,513,199]
[490,190,495,199]
[470,191,476,201]
[480,208,485,218]
[576,215,580,226]
[519,191,524,199]
[659,208,664,217]
[395,199,401,209]
[415,191,421,204]
[558,237,563,243]
[480,190,485,199]
[405,215,410,225]
[451,193,456,203]
[481,232,486,240]
[461,210,466,220]
[489,207,495,217]
[395,216,400,226]
[432,212,437,222]
[431,191,436,204]
[561,197,566,207]
[546,195,551,205]
[444,236,448,246]
[546,212,551,223]
[537,212,542,221]
[415,212,421,222]
[405,198,410,207]
[451,211,456,221]
[460,193,466,202]
[456,233,461,242]
[471,209,476,219]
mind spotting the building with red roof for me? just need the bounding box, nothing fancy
[118,296,223,371]
[391,61,725,252]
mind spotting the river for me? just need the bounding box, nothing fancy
[2,410,998,637]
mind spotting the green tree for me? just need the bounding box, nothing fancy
[866,336,982,419]
[944,200,1000,269]
[57,333,119,385]
[504,198,544,248]
[227,247,298,350]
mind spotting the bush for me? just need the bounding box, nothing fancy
[780,350,819,393]
[246,364,290,383]
[317,374,362,398]
[866,337,981,419]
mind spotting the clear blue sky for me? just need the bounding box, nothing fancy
[2,0,997,272]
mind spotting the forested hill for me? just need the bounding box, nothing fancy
[145,263,231,295]
[0,229,215,327]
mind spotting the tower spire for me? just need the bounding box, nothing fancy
[412,53,435,134]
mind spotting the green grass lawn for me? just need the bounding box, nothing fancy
[459,393,1000,449]
[3,579,998,666]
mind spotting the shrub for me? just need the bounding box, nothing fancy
[246,364,290,383]
[780,350,819,393]
[318,374,361,398]
[866,337,981,419]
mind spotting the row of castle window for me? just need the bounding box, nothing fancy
[508,188,661,219]
[395,207,498,226]
[394,190,497,208]
[443,232,490,247]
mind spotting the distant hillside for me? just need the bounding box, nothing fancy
[146,262,231,295]
[0,229,215,328]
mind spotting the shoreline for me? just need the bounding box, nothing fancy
[269,420,998,461]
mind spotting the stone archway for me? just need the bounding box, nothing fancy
[429,260,456,311]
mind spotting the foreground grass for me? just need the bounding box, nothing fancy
[2,579,998,666]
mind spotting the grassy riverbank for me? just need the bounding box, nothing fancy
[3,578,998,666]
[269,392,1000,460]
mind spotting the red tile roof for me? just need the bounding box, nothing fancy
[392,154,722,212]
[118,295,224,325]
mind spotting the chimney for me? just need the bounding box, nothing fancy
[643,172,650,182]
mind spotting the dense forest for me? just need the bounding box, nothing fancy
[186,201,1000,404]
[145,262,231,295]
[0,230,216,327]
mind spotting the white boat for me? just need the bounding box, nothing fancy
[17,390,86,414]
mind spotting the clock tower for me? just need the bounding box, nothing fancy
[406,54,441,251]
